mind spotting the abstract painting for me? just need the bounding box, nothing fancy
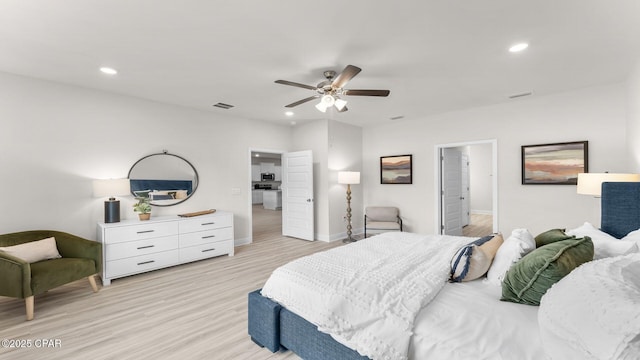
[381,155,412,184]
[521,141,588,185]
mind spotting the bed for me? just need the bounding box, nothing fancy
[129,179,193,205]
[248,182,640,360]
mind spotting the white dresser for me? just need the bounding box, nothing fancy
[97,211,234,285]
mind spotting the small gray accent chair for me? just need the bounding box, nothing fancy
[364,206,403,238]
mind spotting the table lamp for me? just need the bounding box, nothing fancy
[93,178,131,223]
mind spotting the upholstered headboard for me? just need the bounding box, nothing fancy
[130,179,193,195]
[601,182,640,239]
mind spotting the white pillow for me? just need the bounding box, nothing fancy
[622,228,640,247]
[567,222,639,259]
[538,253,640,360]
[485,228,535,285]
[0,237,62,263]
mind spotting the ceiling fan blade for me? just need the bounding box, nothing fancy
[285,95,320,108]
[275,80,317,91]
[331,65,362,89]
[343,89,390,97]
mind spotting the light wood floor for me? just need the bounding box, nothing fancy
[462,213,493,237]
[0,208,338,360]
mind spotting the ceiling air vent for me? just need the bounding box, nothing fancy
[213,102,234,109]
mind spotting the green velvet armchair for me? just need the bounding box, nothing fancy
[0,230,102,321]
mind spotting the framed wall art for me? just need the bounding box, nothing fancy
[521,141,588,185]
[380,154,412,184]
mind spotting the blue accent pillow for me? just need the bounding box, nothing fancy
[450,235,495,282]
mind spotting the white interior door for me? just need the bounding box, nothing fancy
[282,150,314,241]
[442,148,463,236]
[461,153,470,227]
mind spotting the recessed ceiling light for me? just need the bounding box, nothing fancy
[509,43,529,53]
[100,67,118,75]
[285,111,294,116]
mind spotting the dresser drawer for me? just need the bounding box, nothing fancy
[106,249,179,279]
[179,240,233,263]
[179,227,233,248]
[106,235,179,261]
[104,221,178,244]
[179,215,232,233]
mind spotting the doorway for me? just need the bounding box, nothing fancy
[250,150,283,243]
[435,140,498,236]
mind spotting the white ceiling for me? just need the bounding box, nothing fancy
[1,1,640,127]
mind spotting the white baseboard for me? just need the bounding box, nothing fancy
[471,209,493,215]
[234,237,251,246]
[319,228,364,242]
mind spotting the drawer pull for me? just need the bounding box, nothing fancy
[137,230,155,234]
[137,245,155,250]
[202,222,215,226]
[202,235,216,239]
[201,248,216,253]
[137,260,155,265]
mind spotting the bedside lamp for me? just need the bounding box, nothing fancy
[338,171,360,243]
[577,173,640,197]
[93,179,131,223]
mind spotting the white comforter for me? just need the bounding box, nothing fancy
[260,232,472,360]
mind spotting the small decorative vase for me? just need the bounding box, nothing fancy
[139,213,151,221]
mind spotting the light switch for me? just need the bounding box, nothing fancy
[231,188,241,195]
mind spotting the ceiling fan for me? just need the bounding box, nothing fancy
[275,65,390,113]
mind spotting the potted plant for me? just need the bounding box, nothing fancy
[133,197,152,220]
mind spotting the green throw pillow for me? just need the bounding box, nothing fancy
[534,228,574,247]
[501,237,594,306]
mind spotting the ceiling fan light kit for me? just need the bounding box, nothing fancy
[315,95,347,113]
[275,64,390,113]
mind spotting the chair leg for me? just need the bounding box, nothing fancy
[25,296,34,321]
[88,275,99,293]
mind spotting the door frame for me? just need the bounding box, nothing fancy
[434,139,498,235]
[248,147,285,245]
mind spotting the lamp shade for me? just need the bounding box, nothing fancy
[93,178,131,198]
[334,98,348,111]
[338,171,360,185]
[576,173,640,196]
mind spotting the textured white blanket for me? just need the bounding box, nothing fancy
[261,232,472,360]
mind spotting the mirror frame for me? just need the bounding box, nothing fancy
[128,151,199,207]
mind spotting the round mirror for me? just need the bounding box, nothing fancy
[128,151,199,207]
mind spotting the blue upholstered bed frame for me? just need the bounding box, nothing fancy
[248,182,640,359]
[129,179,193,195]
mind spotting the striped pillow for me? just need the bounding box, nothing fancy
[450,234,504,282]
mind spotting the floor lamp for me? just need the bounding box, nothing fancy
[338,171,360,243]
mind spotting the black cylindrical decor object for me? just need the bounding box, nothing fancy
[104,199,121,223]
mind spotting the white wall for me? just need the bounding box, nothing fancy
[469,143,493,213]
[328,120,363,240]
[0,71,292,242]
[290,119,363,241]
[627,60,640,172]
[363,84,629,236]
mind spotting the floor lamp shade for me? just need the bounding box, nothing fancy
[338,171,360,185]
[93,179,131,223]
